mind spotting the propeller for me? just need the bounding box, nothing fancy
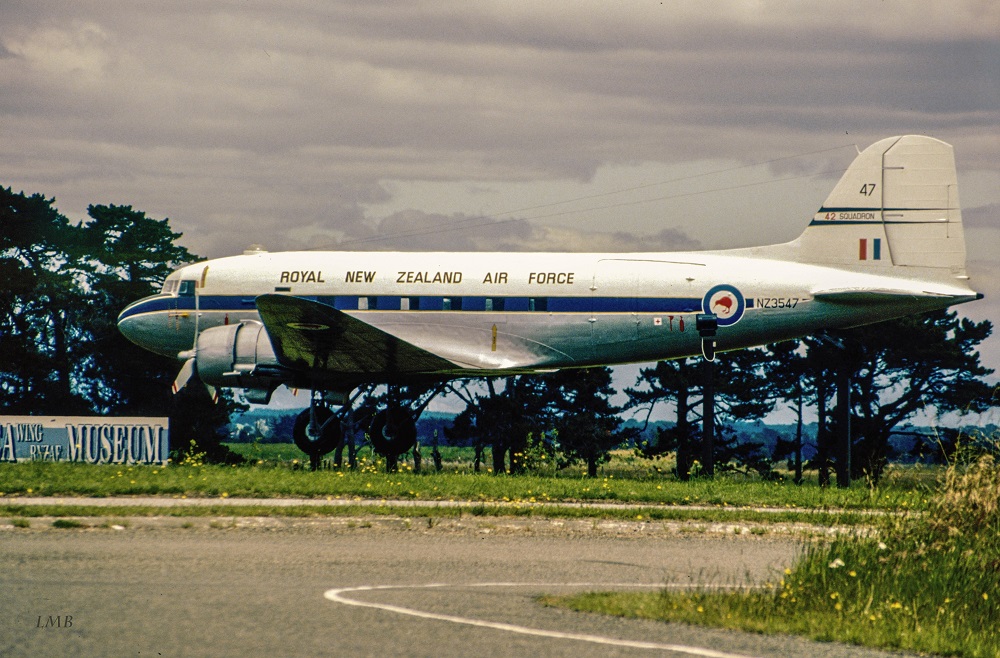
[171,267,219,403]
[172,356,219,403]
[172,355,195,394]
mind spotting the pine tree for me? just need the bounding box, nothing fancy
[0,187,90,412]
[546,367,629,477]
[626,348,776,479]
[768,339,818,484]
[836,310,994,482]
[80,204,199,414]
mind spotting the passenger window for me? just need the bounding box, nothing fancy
[528,297,547,312]
[485,297,505,312]
[443,297,462,311]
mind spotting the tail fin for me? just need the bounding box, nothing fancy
[796,135,968,282]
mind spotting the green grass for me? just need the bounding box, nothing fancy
[226,443,673,476]
[51,518,85,529]
[0,458,930,512]
[543,455,1000,658]
[226,442,306,462]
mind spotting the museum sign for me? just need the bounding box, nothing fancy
[0,416,169,465]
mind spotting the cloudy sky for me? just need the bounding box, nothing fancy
[3,1,999,394]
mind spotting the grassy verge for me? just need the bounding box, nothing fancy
[0,501,875,528]
[0,460,928,511]
[543,455,1000,657]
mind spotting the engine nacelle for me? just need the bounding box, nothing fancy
[195,321,283,403]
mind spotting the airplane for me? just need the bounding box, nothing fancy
[118,135,982,462]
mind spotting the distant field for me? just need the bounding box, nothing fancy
[227,442,482,467]
[226,442,940,488]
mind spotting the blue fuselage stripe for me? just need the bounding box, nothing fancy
[119,294,703,320]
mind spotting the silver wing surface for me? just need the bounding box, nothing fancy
[255,294,460,375]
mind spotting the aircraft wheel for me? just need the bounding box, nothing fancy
[293,407,342,467]
[369,409,417,457]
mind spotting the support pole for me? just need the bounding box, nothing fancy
[696,313,718,478]
[701,356,715,477]
[836,363,852,488]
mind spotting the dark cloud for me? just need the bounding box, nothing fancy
[326,209,702,254]
[0,1,997,259]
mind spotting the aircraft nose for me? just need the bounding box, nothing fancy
[118,296,157,347]
[118,295,191,357]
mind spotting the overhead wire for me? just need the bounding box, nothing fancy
[324,143,857,249]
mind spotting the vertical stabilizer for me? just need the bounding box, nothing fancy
[796,135,967,281]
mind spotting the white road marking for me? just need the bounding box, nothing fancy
[324,582,759,657]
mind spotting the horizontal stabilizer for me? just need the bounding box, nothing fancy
[812,288,980,304]
[255,294,459,375]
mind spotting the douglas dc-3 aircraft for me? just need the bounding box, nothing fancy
[119,135,982,459]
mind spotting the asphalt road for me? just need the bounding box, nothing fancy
[1,516,917,657]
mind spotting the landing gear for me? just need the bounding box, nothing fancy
[369,408,417,472]
[291,386,423,473]
[293,394,343,470]
[370,408,417,454]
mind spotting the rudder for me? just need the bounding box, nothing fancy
[797,135,967,279]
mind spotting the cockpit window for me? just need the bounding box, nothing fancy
[161,280,179,295]
[178,280,197,297]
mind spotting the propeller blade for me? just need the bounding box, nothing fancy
[205,383,219,404]
[172,358,196,394]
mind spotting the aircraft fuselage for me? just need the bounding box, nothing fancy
[118,248,975,379]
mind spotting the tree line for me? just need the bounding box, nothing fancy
[2,186,996,481]
[0,186,244,462]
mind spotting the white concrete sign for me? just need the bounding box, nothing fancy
[0,416,169,465]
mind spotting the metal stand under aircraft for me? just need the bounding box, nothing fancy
[697,313,718,478]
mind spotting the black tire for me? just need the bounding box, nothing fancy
[369,409,417,457]
[293,407,342,460]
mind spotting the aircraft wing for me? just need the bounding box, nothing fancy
[255,294,460,375]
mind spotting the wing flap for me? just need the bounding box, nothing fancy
[255,295,459,375]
